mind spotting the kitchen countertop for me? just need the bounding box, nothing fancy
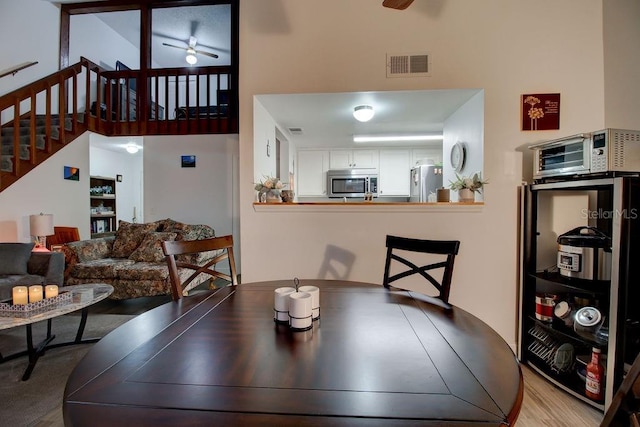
[253,201,484,212]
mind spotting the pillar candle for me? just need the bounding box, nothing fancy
[274,287,296,323]
[12,286,28,305]
[45,285,59,299]
[288,291,312,331]
[298,285,320,320]
[29,285,43,303]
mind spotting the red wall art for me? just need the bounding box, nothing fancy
[521,93,560,131]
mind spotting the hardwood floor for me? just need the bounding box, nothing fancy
[34,290,605,426]
[518,364,603,426]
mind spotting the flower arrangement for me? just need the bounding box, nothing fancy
[254,176,285,194]
[449,172,488,193]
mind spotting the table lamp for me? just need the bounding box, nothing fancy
[29,213,54,251]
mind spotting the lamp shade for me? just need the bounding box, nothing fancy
[29,213,54,237]
[186,49,198,65]
[353,105,375,122]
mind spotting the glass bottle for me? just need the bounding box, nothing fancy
[585,347,605,401]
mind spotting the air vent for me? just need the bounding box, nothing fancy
[386,53,430,77]
[288,127,304,135]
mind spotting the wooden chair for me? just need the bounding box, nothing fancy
[162,235,238,301]
[601,352,640,427]
[383,235,460,305]
[46,226,81,250]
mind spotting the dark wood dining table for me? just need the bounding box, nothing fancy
[63,281,523,426]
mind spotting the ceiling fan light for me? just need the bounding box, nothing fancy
[186,48,197,65]
[353,105,375,122]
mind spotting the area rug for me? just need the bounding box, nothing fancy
[0,313,135,427]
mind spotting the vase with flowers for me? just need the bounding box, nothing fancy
[254,175,285,203]
[449,172,488,203]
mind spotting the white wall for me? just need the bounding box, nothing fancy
[442,91,484,201]
[143,134,240,269]
[238,0,611,348]
[70,13,140,70]
[89,135,144,225]
[0,132,90,241]
[0,0,60,96]
[253,98,278,188]
[603,0,640,129]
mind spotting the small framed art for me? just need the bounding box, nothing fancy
[64,166,80,181]
[181,155,196,168]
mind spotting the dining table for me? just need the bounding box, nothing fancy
[63,280,523,426]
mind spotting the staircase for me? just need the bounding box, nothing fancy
[1,115,82,173]
[0,57,237,193]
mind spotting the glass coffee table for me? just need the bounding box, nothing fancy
[0,283,113,380]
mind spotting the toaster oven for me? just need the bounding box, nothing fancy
[530,128,640,180]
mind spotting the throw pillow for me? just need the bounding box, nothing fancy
[111,221,157,258]
[0,243,35,275]
[129,232,177,263]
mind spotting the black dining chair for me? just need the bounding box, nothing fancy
[162,235,238,301]
[383,235,460,305]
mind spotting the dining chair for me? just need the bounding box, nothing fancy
[383,235,460,305]
[601,351,640,427]
[162,235,238,301]
[46,226,81,250]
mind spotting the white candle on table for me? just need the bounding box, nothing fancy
[45,285,59,299]
[288,291,312,330]
[298,285,320,320]
[12,286,28,305]
[274,287,296,323]
[29,285,43,303]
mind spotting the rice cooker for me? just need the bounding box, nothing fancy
[557,226,611,281]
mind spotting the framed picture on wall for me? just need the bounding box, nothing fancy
[181,155,196,168]
[64,166,80,181]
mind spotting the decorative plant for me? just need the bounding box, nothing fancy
[254,176,285,194]
[449,172,488,193]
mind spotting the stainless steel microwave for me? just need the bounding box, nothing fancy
[327,169,378,198]
[530,129,640,180]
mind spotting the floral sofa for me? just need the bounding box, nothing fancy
[62,219,217,300]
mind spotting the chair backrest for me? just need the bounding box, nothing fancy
[162,235,238,301]
[601,351,640,427]
[383,235,460,304]
[47,226,81,249]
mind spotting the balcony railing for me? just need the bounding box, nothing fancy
[0,56,238,192]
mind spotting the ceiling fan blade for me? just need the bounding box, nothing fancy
[195,49,219,59]
[382,0,415,10]
[162,42,188,51]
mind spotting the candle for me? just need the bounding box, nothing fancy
[298,285,320,320]
[29,285,43,303]
[45,285,59,299]
[288,291,313,331]
[12,286,28,305]
[274,287,296,323]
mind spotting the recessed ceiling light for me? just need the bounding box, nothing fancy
[353,105,375,122]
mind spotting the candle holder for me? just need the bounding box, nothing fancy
[0,291,72,317]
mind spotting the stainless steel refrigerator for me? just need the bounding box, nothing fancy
[409,165,443,202]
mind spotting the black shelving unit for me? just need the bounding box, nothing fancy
[519,177,640,412]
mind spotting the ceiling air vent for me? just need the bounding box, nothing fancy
[288,127,304,135]
[386,53,430,77]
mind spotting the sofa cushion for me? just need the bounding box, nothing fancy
[129,232,177,263]
[112,221,157,258]
[70,258,135,279]
[68,238,113,263]
[167,224,216,264]
[0,243,34,275]
[115,262,172,281]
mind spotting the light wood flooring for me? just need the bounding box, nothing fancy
[34,292,605,427]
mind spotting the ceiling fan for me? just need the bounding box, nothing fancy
[162,36,218,64]
[382,0,415,10]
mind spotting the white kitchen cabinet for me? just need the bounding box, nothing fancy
[297,150,330,196]
[378,149,411,196]
[329,150,378,170]
[411,147,442,167]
